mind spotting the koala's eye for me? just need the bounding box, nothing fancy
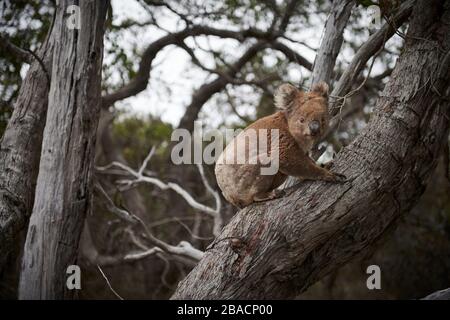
[299,117,305,123]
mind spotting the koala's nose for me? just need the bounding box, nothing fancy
[309,120,320,136]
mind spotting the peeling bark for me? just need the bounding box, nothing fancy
[18,0,109,299]
[172,0,450,299]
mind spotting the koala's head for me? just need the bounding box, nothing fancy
[274,82,329,150]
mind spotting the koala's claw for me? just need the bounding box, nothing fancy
[332,172,347,183]
[320,160,334,170]
[253,189,285,203]
[272,188,286,199]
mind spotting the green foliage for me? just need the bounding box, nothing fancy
[0,0,54,137]
[112,114,173,169]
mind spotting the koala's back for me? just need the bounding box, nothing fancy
[215,112,295,207]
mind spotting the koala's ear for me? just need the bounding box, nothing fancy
[311,82,329,98]
[274,83,301,111]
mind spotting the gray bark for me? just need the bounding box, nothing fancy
[0,18,55,276]
[18,0,108,299]
[422,288,450,300]
[172,0,450,299]
[310,0,354,86]
[330,0,414,111]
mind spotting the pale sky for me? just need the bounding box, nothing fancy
[106,0,399,127]
[107,0,320,127]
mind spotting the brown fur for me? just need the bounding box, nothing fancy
[215,82,345,208]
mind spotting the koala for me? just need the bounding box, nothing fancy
[214,82,345,208]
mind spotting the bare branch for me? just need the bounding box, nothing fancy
[0,34,34,64]
[330,0,414,109]
[268,41,313,71]
[224,88,253,123]
[0,33,51,83]
[138,145,156,176]
[94,182,135,223]
[95,181,205,262]
[101,26,273,108]
[177,41,268,132]
[97,265,124,300]
[180,41,279,90]
[278,0,301,33]
[95,147,224,260]
[141,0,192,26]
[124,247,161,261]
[98,160,217,215]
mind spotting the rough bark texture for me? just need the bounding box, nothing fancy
[18,0,108,299]
[310,0,354,86]
[172,0,450,299]
[299,152,450,299]
[0,18,55,277]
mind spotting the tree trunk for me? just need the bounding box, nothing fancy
[0,15,55,281]
[310,0,354,86]
[172,0,450,299]
[18,0,109,299]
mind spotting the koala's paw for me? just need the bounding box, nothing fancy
[253,189,285,203]
[331,172,347,183]
[320,160,334,170]
[271,188,286,199]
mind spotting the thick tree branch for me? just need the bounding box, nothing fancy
[277,0,301,33]
[172,0,450,299]
[0,23,55,276]
[267,41,313,71]
[310,0,355,85]
[0,34,34,64]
